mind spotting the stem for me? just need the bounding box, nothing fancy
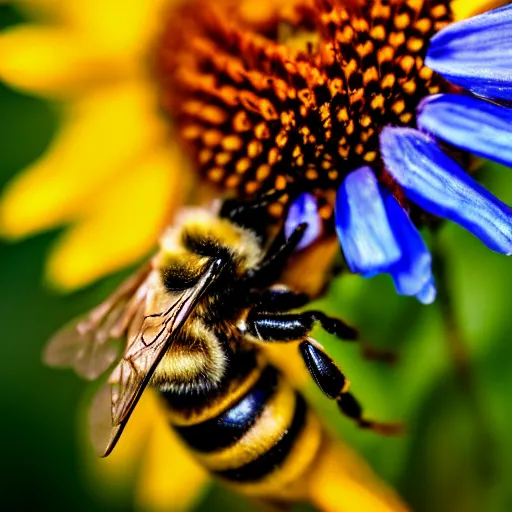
[431,235,495,483]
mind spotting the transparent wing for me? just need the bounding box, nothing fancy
[91,258,225,457]
[43,264,151,380]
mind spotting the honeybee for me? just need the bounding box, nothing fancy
[44,201,400,504]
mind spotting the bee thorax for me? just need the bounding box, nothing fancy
[151,320,228,395]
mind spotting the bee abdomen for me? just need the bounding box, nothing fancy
[212,393,307,482]
[173,365,279,452]
[169,362,323,495]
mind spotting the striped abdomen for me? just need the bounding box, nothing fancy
[160,350,324,500]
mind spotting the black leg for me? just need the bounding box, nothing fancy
[219,188,287,237]
[220,188,288,220]
[251,286,310,312]
[246,304,396,364]
[244,310,358,342]
[238,308,402,435]
[290,312,394,364]
[358,340,397,365]
[244,223,307,288]
[299,340,403,435]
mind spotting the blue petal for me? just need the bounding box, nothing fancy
[418,94,512,168]
[425,4,512,101]
[380,127,512,255]
[415,278,437,305]
[335,167,401,275]
[285,193,322,250]
[382,191,435,299]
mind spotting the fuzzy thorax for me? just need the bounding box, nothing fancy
[151,319,228,394]
[156,207,263,276]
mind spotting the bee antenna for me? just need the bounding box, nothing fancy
[220,188,288,220]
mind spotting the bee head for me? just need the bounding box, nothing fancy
[157,209,264,293]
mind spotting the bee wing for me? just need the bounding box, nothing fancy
[43,309,123,380]
[43,263,152,380]
[91,257,226,457]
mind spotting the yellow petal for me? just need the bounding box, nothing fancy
[0,81,166,238]
[263,342,309,386]
[281,235,340,298]
[57,0,174,59]
[308,438,410,512]
[86,390,159,493]
[7,0,175,58]
[135,397,209,512]
[452,0,509,20]
[0,26,133,96]
[45,145,191,291]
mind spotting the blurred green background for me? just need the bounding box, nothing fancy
[2,3,512,512]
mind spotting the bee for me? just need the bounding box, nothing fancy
[44,201,400,505]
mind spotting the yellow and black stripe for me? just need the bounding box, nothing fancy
[160,349,323,500]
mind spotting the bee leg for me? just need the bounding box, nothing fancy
[220,188,288,221]
[219,188,289,237]
[299,340,403,435]
[241,310,402,435]
[246,309,396,363]
[245,223,308,287]
[245,310,357,342]
[251,286,310,312]
[297,310,397,364]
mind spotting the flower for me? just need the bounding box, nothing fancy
[284,192,323,249]
[326,2,512,302]
[0,0,193,291]
[335,167,436,304]
[87,390,209,512]
[372,4,512,301]
[157,0,512,303]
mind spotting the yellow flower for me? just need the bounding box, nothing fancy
[0,0,192,291]
[86,391,210,512]
[0,0,496,292]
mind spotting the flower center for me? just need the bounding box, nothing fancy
[156,0,454,218]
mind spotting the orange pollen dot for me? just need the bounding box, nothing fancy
[256,165,271,181]
[157,0,455,211]
[215,152,232,166]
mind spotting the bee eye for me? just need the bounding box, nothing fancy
[161,264,202,292]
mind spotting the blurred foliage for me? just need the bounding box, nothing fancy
[2,3,512,512]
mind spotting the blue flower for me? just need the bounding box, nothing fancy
[286,4,512,303]
[284,193,323,250]
[425,3,512,101]
[354,4,512,301]
[380,127,512,255]
[335,167,436,304]
[417,94,512,169]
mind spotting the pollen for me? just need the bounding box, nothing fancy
[247,141,263,159]
[306,169,319,181]
[215,153,232,166]
[370,94,385,110]
[199,149,212,165]
[157,0,454,212]
[208,168,225,182]
[222,135,243,152]
[256,164,271,182]
[236,158,252,174]
[371,25,386,40]
[275,175,287,190]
